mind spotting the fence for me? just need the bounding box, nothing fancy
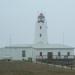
[36,55,75,66]
[36,55,75,60]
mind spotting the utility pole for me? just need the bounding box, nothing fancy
[62,32,64,45]
[9,34,12,46]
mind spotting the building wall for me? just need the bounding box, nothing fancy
[35,48,74,59]
[0,47,33,60]
[0,47,74,61]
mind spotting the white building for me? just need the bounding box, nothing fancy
[0,13,75,62]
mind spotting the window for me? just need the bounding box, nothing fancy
[22,50,26,57]
[40,52,42,56]
[38,19,44,23]
[40,34,42,37]
[58,52,61,56]
[40,26,42,29]
[67,52,70,56]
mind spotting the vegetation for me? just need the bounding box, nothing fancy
[0,61,75,75]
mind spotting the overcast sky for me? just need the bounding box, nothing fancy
[0,0,75,47]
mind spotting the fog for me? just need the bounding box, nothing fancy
[0,0,75,47]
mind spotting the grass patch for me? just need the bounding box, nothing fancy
[0,61,75,75]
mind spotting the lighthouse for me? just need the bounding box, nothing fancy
[35,13,48,44]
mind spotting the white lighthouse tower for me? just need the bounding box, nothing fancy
[35,13,48,44]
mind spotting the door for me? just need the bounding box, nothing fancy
[47,52,53,59]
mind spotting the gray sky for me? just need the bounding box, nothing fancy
[0,0,75,47]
